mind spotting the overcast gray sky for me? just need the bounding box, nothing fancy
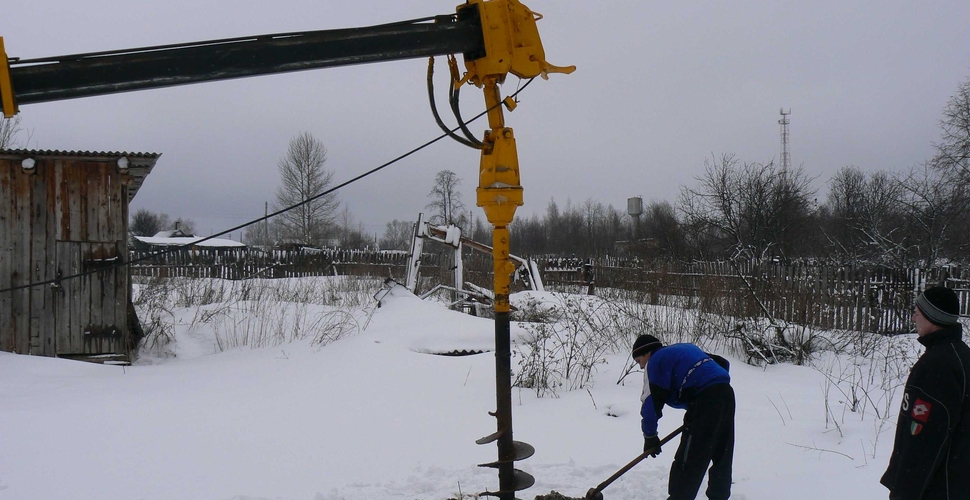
[5,1,970,239]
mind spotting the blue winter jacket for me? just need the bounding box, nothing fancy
[640,343,731,436]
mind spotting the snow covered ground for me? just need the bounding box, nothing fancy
[0,278,915,500]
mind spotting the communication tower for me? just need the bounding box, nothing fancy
[779,108,791,171]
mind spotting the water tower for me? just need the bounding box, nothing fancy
[627,196,643,238]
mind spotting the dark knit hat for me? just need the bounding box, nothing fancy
[632,334,663,358]
[915,286,960,326]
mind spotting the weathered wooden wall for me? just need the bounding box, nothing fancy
[1,152,149,357]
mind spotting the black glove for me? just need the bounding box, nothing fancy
[643,434,661,457]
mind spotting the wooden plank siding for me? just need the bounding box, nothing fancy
[29,158,51,355]
[54,241,79,354]
[12,160,31,354]
[0,150,158,359]
[0,164,12,352]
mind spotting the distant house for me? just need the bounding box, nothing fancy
[0,149,159,361]
[151,229,191,239]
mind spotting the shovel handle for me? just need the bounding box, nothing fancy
[591,425,685,494]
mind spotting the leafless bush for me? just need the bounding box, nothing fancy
[138,311,176,359]
[132,275,173,307]
[586,282,827,369]
[210,301,357,350]
[510,295,560,324]
[514,293,629,396]
[815,331,914,454]
[719,319,821,367]
[513,288,746,395]
[514,322,562,397]
[132,277,178,359]
[132,275,381,354]
[165,277,229,307]
[311,310,361,347]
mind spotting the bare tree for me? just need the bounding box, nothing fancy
[339,225,372,249]
[334,205,372,248]
[556,198,585,255]
[897,165,970,266]
[243,202,276,248]
[932,76,970,181]
[643,200,685,260]
[243,218,278,248]
[821,166,908,265]
[129,210,195,236]
[380,219,414,250]
[274,132,338,246]
[0,115,23,149]
[130,209,164,236]
[679,153,816,259]
[426,170,466,227]
[470,212,491,245]
[925,76,970,263]
[581,198,606,255]
[510,213,546,254]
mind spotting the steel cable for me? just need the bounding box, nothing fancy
[0,76,535,295]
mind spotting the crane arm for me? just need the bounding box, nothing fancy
[0,14,484,114]
[0,0,573,118]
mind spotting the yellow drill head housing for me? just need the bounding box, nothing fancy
[458,0,575,87]
[458,0,574,313]
[477,126,523,228]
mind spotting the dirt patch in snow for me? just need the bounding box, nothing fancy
[535,491,585,500]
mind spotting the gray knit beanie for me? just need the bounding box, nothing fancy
[915,286,960,326]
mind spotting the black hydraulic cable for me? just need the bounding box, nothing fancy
[448,59,484,147]
[427,57,480,149]
[0,76,536,296]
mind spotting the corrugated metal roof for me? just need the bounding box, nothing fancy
[0,148,160,202]
[0,148,160,157]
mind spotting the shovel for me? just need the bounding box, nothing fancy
[584,425,685,500]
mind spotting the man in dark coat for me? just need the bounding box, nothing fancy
[633,334,735,500]
[881,286,970,499]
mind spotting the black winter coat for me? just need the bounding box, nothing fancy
[880,324,970,500]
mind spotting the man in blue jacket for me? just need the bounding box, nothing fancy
[633,334,735,500]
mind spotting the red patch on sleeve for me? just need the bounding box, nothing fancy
[911,399,932,423]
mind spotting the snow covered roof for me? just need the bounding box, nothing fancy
[133,235,246,248]
[152,229,191,238]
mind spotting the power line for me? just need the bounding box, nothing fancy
[0,77,536,295]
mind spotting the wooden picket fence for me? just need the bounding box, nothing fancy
[537,258,970,334]
[129,246,969,334]
[129,247,443,281]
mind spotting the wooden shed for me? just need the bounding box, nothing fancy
[0,149,159,360]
